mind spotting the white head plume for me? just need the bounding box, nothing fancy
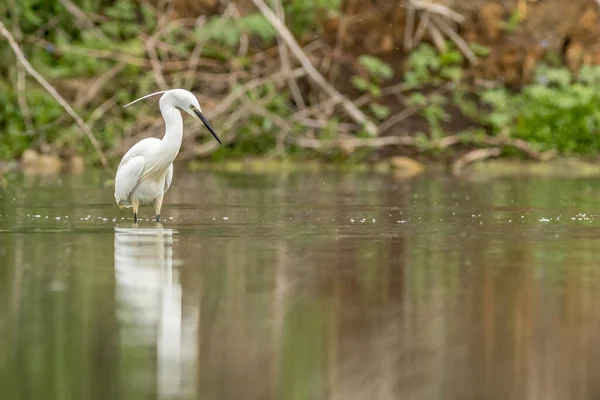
[123,90,168,108]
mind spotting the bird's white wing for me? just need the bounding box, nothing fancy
[114,156,145,206]
[164,164,173,193]
[117,138,162,169]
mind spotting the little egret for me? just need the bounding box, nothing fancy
[114,89,222,222]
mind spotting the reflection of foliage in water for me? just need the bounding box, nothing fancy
[2,171,600,398]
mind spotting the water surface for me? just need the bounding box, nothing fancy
[2,168,600,400]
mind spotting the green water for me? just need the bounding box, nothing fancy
[2,168,600,400]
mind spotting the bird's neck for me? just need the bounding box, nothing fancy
[159,102,183,161]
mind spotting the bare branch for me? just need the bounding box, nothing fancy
[404,6,416,51]
[183,17,207,88]
[31,38,222,71]
[226,3,249,57]
[413,11,430,46]
[452,148,502,175]
[86,97,118,130]
[16,65,34,132]
[432,16,477,65]
[271,0,305,108]
[408,0,465,23]
[208,68,307,119]
[295,136,416,149]
[427,23,446,52]
[379,107,420,133]
[251,0,378,135]
[58,0,100,31]
[76,62,125,107]
[6,0,34,134]
[146,37,168,89]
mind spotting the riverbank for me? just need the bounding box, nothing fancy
[1,1,600,167]
[8,149,600,180]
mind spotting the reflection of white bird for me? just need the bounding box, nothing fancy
[114,89,222,223]
[114,225,193,398]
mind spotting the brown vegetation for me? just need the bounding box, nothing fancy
[3,0,600,171]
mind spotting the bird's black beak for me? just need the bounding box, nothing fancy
[194,109,222,145]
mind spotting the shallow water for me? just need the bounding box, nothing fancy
[2,168,600,399]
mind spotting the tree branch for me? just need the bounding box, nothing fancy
[452,148,501,175]
[250,0,378,135]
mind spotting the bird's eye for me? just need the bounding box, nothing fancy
[190,105,195,110]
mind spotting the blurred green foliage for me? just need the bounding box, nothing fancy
[0,0,161,162]
[351,55,394,123]
[2,0,600,165]
[0,0,349,164]
[401,42,600,155]
[480,64,600,153]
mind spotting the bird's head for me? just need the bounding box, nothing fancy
[124,88,222,145]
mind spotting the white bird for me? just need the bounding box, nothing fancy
[114,89,222,223]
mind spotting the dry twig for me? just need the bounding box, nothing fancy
[7,0,35,134]
[58,0,104,36]
[452,148,501,175]
[295,136,416,149]
[324,0,357,84]
[409,0,465,23]
[404,7,416,51]
[183,17,207,88]
[405,0,476,66]
[76,62,125,107]
[427,22,446,52]
[86,97,118,130]
[16,66,34,132]
[208,68,307,119]
[251,0,378,135]
[413,11,430,46]
[432,15,477,64]
[32,38,222,71]
[146,38,168,90]
[271,0,305,108]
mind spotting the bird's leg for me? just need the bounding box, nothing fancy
[132,199,139,223]
[154,194,163,222]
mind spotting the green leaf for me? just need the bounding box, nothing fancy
[439,49,463,66]
[441,66,464,82]
[368,83,382,97]
[481,89,509,108]
[369,104,390,120]
[407,93,427,106]
[500,11,521,33]
[488,112,513,128]
[104,0,135,20]
[407,44,441,73]
[578,65,600,86]
[351,76,370,92]
[535,65,572,87]
[358,55,394,81]
[469,43,491,58]
[239,13,276,42]
[198,16,240,48]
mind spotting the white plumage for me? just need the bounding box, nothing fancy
[114,89,222,222]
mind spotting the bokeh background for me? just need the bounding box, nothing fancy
[0,0,600,170]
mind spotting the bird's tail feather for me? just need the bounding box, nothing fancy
[115,196,132,208]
